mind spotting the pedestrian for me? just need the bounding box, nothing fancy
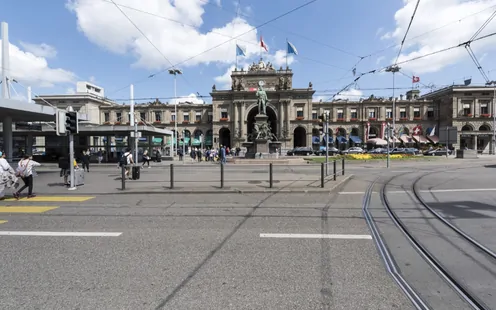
[13,154,41,199]
[142,150,151,168]
[81,150,90,172]
[0,151,19,200]
[119,148,134,179]
[97,149,103,164]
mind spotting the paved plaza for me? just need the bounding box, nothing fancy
[0,159,494,309]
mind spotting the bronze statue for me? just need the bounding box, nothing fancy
[256,83,268,115]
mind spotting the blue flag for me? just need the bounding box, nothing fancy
[236,44,246,56]
[287,41,298,55]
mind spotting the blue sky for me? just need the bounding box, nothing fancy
[1,0,496,104]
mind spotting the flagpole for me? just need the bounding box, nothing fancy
[412,75,414,90]
[285,38,288,69]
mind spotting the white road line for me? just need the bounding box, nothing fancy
[339,188,496,195]
[0,231,122,237]
[260,233,372,240]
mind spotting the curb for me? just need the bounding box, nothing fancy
[39,174,354,195]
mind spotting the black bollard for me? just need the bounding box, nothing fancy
[269,163,273,188]
[121,165,126,190]
[321,162,324,188]
[170,164,174,189]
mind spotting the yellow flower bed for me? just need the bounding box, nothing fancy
[348,154,372,160]
[345,154,408,160]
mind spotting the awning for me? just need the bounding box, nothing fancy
[412,135,429,144]
[367,138,388,145]
[426,135,439,144]
[388,136,401,143]
[336,136,347,144]
[400,135,413,144]
[312,136,320,144]
[322,136,334,144]
[349,136,362,144]
[192,137,202,146]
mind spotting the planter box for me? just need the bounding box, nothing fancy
[368,118,376,121]
[296,117,304,120]
[220,118,229,121]
[337,118,344,122]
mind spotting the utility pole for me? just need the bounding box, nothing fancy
[386,65,400,148]
[325,112,329,176]
[130,84,138,165]
[386,122,391,169]
[169,68,182,158]
[486,80,496,155]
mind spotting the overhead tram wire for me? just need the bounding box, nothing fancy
[107,0,320,97]
[107,0,195,91]
[394,0,421,64]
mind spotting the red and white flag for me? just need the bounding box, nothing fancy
[260,36,269,52]
[412,76,420,83]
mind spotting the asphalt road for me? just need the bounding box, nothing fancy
[0,176,412,310]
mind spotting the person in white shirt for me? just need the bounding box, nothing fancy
[0,151,18,200]
[121,149,134,179]
[13,154,41,199]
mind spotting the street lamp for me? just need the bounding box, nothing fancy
[169,68,182,157]
[485,80,496,155]
[386,65,400,148]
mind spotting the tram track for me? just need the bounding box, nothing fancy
[363,165,496,310]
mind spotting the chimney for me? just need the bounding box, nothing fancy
[399,94,403,100]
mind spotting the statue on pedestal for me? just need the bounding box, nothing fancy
[256,81,268,115]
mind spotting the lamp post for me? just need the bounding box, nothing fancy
[168,68,182,157]
[486,80,496,155]
[386,65,400,148]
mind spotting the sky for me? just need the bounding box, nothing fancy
[1,0,496,105]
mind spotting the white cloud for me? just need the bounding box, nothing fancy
[0,40,76,87]
[384,0,496,74]
[89,76,96,83]
[334,88,363,100]
[19,42,58,58]
[173,93,207,104]
[376,56,385,64]
[66,87,76,94]
[67,0,264,69]
[214,65,236,89]
[268,50,295,68]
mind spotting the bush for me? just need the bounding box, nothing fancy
[342,154,415,160]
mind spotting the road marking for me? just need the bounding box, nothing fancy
[2,196,94,202]
[260,233,372,240]
[339,188,496,195]
[0,231,122,237]
[0,220,7,224]
[0,206,59,213]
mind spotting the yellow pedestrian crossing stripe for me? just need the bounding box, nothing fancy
[0,220,7,224]
[2,196,94,202]
[0,206,59,213]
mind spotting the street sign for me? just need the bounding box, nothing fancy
[439,126,458,144]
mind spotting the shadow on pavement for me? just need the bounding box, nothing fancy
[427,200,496,219]
[484,164,496,168]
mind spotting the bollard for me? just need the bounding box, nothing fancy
[170,164,174,189]
[332,160,338,181]
[320,162,325,188]
[220,163,224,188]
[121,165,126,190]
[342,158,345,175]
[269,163,273,188]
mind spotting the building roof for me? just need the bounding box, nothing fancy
[420,85,495,99]
[33,93,117,106]
[0,98,56,122]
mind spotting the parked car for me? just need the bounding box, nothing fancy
[341,147,365,155]
[367,148,387,154]
[315,146,340,156]
[287,147,314,156]
[423,148,452,156]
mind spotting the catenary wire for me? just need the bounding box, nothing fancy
[106,0,320,97]
[395,0,421,64]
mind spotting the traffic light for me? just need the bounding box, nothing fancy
[318,114,326,134]
[65,111,78,134]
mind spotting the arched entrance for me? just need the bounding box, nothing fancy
[335,127,347,149]
[247,106,277,141]
[219,128,231,148]
[368,127,379,139]
[205,129,213,147]
[183,130,191,147]
[479,124,490,131]
[461,124,474,149]
[311,128,320,146]
[478,124,491,152]
[350,128,360,136]
[293,127,307,147]
[192,129,203,147]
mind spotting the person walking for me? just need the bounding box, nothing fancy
[81,150,90,172]
[13,154,41,199]
[0,151,18,200]
[141,150,151,168]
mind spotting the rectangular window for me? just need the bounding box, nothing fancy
[350,108,357,119]
[116,112,122,122]
[207,111,213,122]
[399,108,406,119]
[296,107,303,118]
[140,112,146,122]
[368,109,375,119]
[104,112,110,122]
[413,108,421,118]
[220,108,228,119]
[337,109,344,119]
[183,112,190,122]
[195,111,201,122]
[312,110,317,120]
[427,107,434,118]
[386,108,392,119]
[480,102,489,115]
[463,103,471,116]
[171,112,176,122]
[155,111,161,122]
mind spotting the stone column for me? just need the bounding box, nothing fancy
[26,134,33,155]
[279,101,284,138]
[285,101,290,137]
[233,101,237,133]
[2,116,13,162]
[240,102,245,136]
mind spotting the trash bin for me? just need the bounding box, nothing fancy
[132,166,140,180]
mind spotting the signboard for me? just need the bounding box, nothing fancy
[15,122,42,131]
[439,126,458,144]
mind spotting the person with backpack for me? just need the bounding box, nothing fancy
[119,148,134,179]
[13,154,41,199]
[0,151,18,200]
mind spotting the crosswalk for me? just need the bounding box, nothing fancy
[0,196,95,225]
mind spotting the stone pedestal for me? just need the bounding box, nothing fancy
[243,114,274,158]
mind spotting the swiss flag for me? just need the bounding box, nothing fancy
[260,36,268,52]
[412,76,420,83]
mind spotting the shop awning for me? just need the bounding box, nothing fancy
[413,135,429,144]
[349,136,362,144]
[312,136,320,144]
[400,135,414,144]
[388,136,401,143]
[192,137,202,146]
[336,136,347,144]
[367,138,388,145]
[322,136,334,144]
[427,135,439,144]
